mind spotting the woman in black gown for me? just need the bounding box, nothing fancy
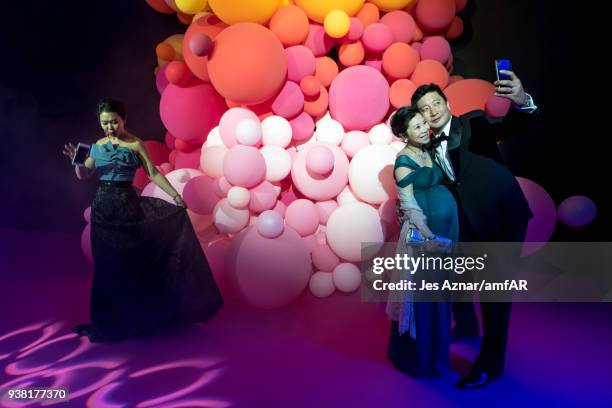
[62,98,223,342]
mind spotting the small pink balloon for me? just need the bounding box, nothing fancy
[257,210,285,238]
[213,198,250,234]
[219,107,259,148]
[156,63,170,95]
[362,23,394,53]
[485,94,512,117]
[291,143,349,201]
[312,244,340,272]
[223,145,266,188]
[289,111,315,141]
[235,118,263,146]
[272,200,287,217]
[285,198,320,236]
[341,130,370,158]
[249,180,279,213]
[81,224,92,263]
[332,262,361,292]
[285,45,316,83]
[304,23,334,57]
[380,10,416,43]
[214,176,232,198]
[420,36,451,64]
[272,81,305,119]
[189,33,213,57]
[315,199,338,225]
[183,175,219,215]
[175,150,201,169]
[306,145,335,175]
[164,131,176,149]
[347,17,364,41]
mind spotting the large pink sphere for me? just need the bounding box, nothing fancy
[329,65,389,131]
[160,83,226,142]
[226,225,311,309]
[223,145,266,188]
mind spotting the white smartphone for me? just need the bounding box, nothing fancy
[72,143,91,167]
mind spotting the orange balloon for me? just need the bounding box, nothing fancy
[389,79,417,109]
[314,56,339,88]
[208,23,287,104]
[304,85,329,119]
[300,75,321,97]
[269,5,310,46]
[413,25,423,41]
[356,2,380,27]
[183,17,226,82]
[448,74,463,86]
[411,60,449,89]
[177,10,193,25]
[175,138,200,153]
[156,42,176,61]
[169,149,178,165]
[339,41,365,67]
[445,16,464,40]
[382,42,420,79]
[146,0,175,13]
[444,79,495,116]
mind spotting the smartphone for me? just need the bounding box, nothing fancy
[72,143,91,167]
[495,59,512,81]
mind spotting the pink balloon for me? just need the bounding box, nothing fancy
[272,81,305,119]
[256,210,284,238]
[332,262,361,292]
[164,131,176,150]
[272,199,287,217]
[226,225,311,309]
[420,36,451,64]
[411,41,422,53]
[183,175,219,215]
[223,145,266,188]
[516,177,557,256]
[285,45,316,83]
[289,111,315,141]
[362,23,394,53]
[312,244,340,272]
[227,186,251,209]
[347,17,364,41]
[174,150,201,169]
[213,198,250,234]
[144,140,171,165]
[156,63,170,95]
[219,107,259,148]
[309,272,335,298]
[160,83,226,142]
[485,94,512,117]
[329,65,389,131]
[81,224,92,263]
[341,130,370,158]
[302,234,318,253]
[364,58,383,72]
[200,145,227,178]
[83,206,91,223]
[415,0,456,32]
[249,180,279,213]
[315,199,338,225]
[142,168,203,202]
[285,198,320,236]
[306,145,335,175]
[378,199,400,239]
[214,176,232,198]
[291,143,349,201]
[380,11,416,43]
[304,23,334,57]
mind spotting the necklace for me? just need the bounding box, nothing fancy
[405,144,429,163]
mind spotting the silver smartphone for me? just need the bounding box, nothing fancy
[72,143,91,167]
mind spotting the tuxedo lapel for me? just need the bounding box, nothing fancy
[448,116,462,150]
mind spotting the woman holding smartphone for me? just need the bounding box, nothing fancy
[61,98,223,343]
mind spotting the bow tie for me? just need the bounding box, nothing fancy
[425,133,449,150]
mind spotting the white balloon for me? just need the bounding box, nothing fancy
[349,144,397,204]
[235,118,262,146]
[309,271,336,298]
[213,198,250,234]
[259,145,292,182]
[368,123,393,145]
[314,118,345,145]
[200,145,228,178]
[227,186,251,209]
[336,185,361,206]
[262,115,292,148]
[204,126,225,148]
[332,262,362,293]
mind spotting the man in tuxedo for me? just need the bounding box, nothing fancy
[411,71,538,389]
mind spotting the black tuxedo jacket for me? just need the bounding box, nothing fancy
[431,108,537,241]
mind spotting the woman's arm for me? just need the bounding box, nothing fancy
[63,142,95,180]
[134,139,186,207]
[395,166,434,238]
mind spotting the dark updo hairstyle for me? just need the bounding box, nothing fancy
[96,97,127,121]
[390,106,422,141]
[411,83,447,106]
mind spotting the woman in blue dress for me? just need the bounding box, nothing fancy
[62,98,223,342]
[386,106,459,377]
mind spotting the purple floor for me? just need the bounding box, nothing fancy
[1,227,610,407]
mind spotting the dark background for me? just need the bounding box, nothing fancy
[0,1,607,240]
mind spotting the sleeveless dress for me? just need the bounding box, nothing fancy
[386,154,458,377]
[77,141,224,342]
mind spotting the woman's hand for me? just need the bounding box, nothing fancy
[62,143,76,162]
